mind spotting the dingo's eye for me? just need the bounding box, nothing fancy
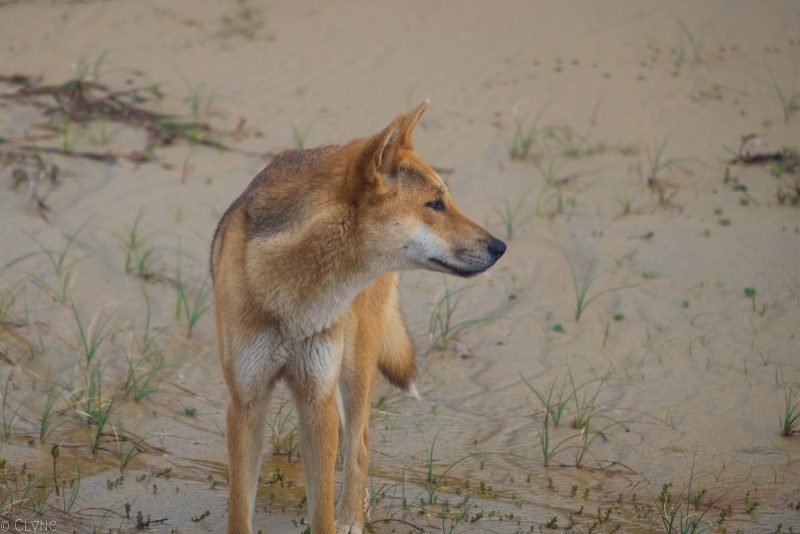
[426,198,445,212]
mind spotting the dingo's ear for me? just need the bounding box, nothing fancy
[398,99,430,148]
[371,114,404,173]
[344,114,403,199]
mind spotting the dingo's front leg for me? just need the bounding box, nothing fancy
[290,382,339,533]
[286,330,343,534]
[334,357,375,534]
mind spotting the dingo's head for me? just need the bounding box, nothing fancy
[343,101,506,277]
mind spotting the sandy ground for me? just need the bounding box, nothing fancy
[1,1,799,532]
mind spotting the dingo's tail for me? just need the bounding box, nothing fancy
[378,295,418,397]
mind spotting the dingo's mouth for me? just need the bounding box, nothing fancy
[428,258,484,278]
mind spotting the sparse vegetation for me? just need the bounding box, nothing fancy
[266,399,299,462]
[0,10,798,532]
[522,368,628,469]
[617,195,635,216]
[744,287,757,312]
[675,19,704,64]
[565,257,632,322]
[71,303,113,366]
[0,64,245,183]
[509,108,547,160]
[174,256,212,338]
[766,64,800,123]
[428,278,497,351]
[493,197,531,239]
[120,212,162,280]
[291,123,312,150]
[780,384,800,436]
[642,135,692,205]
[656,465,713,534]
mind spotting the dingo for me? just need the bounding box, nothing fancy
[211,101,506,533]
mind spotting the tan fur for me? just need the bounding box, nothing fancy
[211,101,505,533]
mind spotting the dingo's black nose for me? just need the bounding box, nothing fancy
[487,238,506,260]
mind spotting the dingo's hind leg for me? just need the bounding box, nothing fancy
[226,388,271,534]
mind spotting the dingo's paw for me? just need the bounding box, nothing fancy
[335,522,363,534]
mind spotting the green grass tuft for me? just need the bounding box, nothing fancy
[780,384,800,436]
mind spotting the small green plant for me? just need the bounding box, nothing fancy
[655,463,712,534]
[565,257,632,322]
[72,51,110,83]
[744,287,757,312]
[440,495,474,534]
[567,368,611,430]
[174,258,212,338]
[59,117,77,152]
[124,353,166,403]
[537,411,575,467]
[574,420,621,468]
[642,135,695,204]
[71,303,113,366]
[1,376,21,441]
[23,226,86,303]
[79,366,114,454]
[509,108,547,160]
[121,212,162,280]
[569,259,601,321]
[90,119,116,146]
[420,432,481,504]
[531,159,584,216]
[38,389,59,444]
[291,123,311,150]
[428,278,497,351]
[112,427,152,474]
[521,373,569,427]
[61,460,81,513]
[266,400,299,462]
[524,368,630,468]
[493,197,531,239]
[766,64,800,123]
[28,476,53,516]
[138,290,160,356]
[675,19,704,64]
[617,195,634,216]
[183,81,212,121]
[543,125,607,160]
[534,158,565,188]
[135,510,151,529]
[780,384,800,436]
